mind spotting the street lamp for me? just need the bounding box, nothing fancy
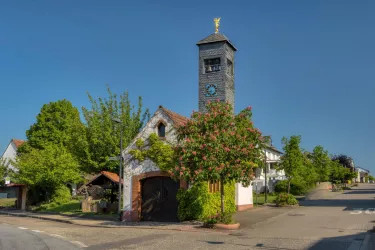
[111,117,123,220]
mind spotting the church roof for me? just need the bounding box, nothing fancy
[196,33,237,51]
[159,106,189,127]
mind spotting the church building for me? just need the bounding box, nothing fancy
[121,20,256,222]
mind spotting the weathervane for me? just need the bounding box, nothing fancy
[214,17,221,34]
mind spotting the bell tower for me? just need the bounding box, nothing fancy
[196,18,237,112]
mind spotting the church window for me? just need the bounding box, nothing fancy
[204,58,221,73]
[157,123,166,138]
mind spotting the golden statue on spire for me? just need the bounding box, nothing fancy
[214,17,221,34]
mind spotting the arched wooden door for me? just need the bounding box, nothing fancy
[141,176,179,221]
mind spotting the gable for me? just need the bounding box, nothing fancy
[123,106,188,155]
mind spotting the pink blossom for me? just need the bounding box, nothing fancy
[225,147,230,152]
[180,171,183,176]
[203,156,207,161]
[209,167,212,171]
[179,156,183,161]
[246,106,252,110]
[192,151,197,156]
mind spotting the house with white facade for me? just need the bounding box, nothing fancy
[1,139,25,184]
[355,167,370,183]
[253,143,284,193]
[0,139,27,209]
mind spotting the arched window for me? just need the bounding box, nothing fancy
[157,123,166,138]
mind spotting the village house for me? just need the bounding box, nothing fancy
[0,139,27,209]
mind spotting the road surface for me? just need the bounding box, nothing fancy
[0,183,374,249]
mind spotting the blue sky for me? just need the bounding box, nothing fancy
[0,1,374,172]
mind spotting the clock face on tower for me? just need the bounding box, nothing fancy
[205,84,217,97]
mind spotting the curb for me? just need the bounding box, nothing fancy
[0,211,226,234]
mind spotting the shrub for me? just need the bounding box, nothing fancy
[203,211,234,227]
[275,180,308,195]
[177,182,236,221]
[51,185,72,205]
[275,193,299,206]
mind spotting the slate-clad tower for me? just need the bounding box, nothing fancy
[196,25,237,112]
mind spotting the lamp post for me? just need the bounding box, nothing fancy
[112,117,123,220]
[264,151,268,204]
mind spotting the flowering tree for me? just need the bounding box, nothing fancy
[170,101,264,213]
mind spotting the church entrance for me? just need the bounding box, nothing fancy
[141,176,179,221]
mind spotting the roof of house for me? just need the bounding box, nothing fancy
[159,106,189,127]
[6,183,25,187]
[196,33,237,51]
[87,171,123,186]
[12,139,25,148]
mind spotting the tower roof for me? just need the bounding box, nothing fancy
[196,33,237,51]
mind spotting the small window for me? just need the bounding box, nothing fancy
[204,58,221,73]
[227,59,233,76]
[157,123,166,137]
[208,180,220,193]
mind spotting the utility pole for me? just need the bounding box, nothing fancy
[111,118,123,221]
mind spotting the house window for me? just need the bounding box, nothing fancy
[204,58,221,73]
[208,180,220,193]
[157,123,166,137]
[227,59,233,76]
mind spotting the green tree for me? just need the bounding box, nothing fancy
[279,136,305,194]
[369,175,374,182]
[14,144,81,202]
[20,99,89,166]
[82,87,150,173]
[171,101,264,214]
[311,146,332,182]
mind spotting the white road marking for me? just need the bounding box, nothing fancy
[350,208,363,214]
[365,208,375,214]
[18,227,28,230]
[49,234,66,239]
[32,230,44,233]
[71,241,88,248]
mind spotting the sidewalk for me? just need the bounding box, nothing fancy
[0,210,203,232]
[233,205,294,230]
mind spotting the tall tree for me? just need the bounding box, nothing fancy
[331,154,355,172]
[170,101,264,214]
[21,99,89,165]
[311,145,332,182]
[14,144,82,202]
[279,135,305,194]
[82,87,149,173]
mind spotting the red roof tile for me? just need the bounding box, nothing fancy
[159,106,189,127]
[87,171,123,185]
[6,183,25,187]
[12,139,25,148]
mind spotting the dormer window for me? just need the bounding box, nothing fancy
[157,123,166,138]
[204,58,221,73]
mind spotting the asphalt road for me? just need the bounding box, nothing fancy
[0,183,374,250]
[0,224,80,250]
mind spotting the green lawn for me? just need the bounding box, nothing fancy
[35,200,117,220]
[37,200,82,213]
[0,198,17,207]
[253,195,277,206]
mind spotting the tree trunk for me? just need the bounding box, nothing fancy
[287,179,291,194]
[220,177,225,214]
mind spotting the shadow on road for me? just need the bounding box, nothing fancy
[307,230,373,250]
